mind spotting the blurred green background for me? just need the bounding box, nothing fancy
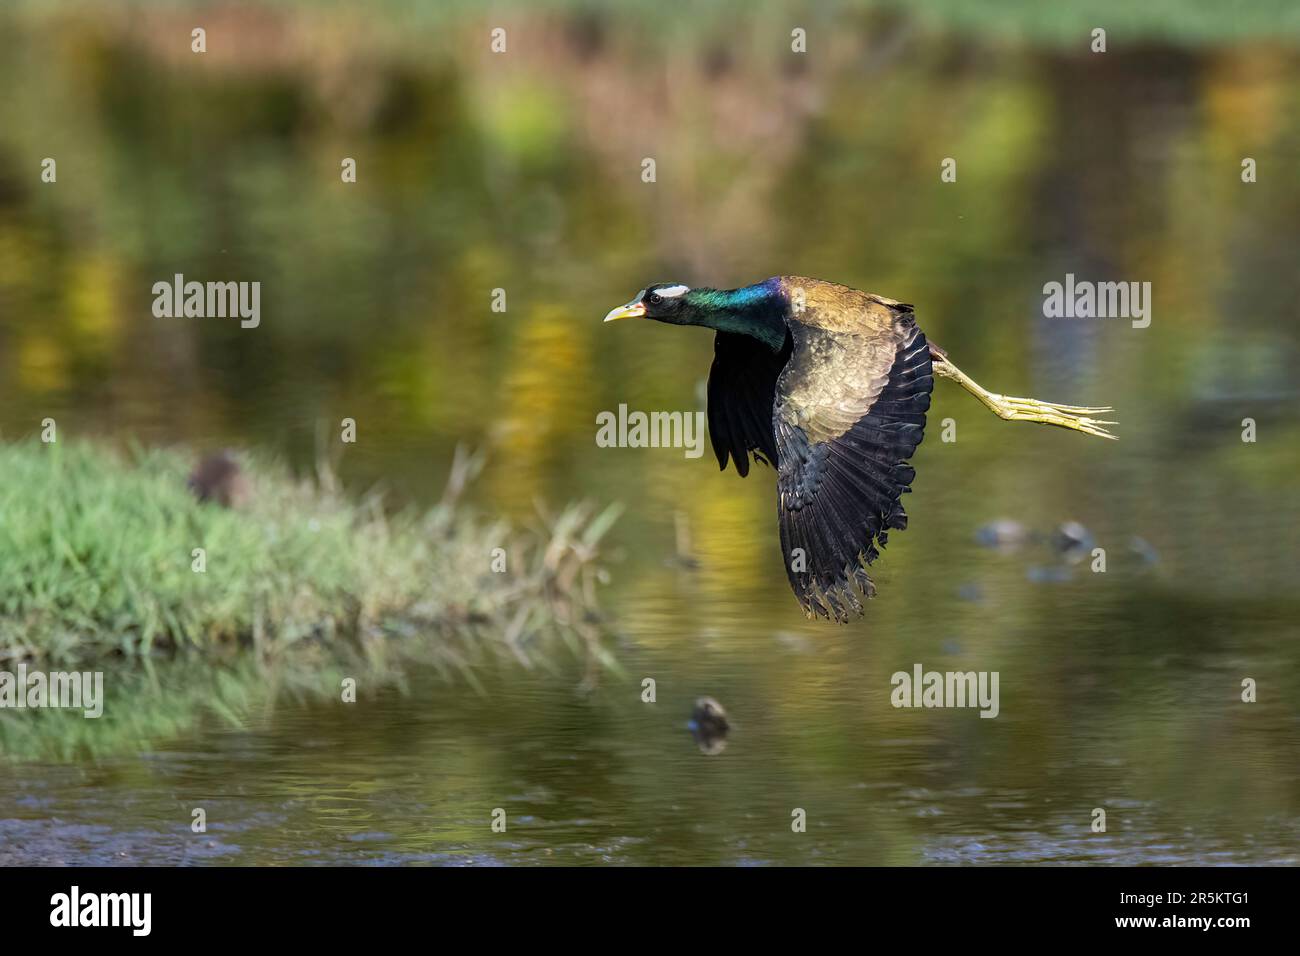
[0,0,1298,864]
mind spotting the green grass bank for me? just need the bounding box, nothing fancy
[0,440,620,672]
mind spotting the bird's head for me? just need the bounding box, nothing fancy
[603,278,790,350]
[602,283,695,325]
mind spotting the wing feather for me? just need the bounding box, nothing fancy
[775,312,932,620]
[700,285,933,621]
[706,331,792,476]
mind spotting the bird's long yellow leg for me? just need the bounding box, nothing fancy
[931,353,1118,440]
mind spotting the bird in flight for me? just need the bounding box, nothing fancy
[604,277,1116,621]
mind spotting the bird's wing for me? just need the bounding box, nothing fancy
[706,330,792,476]
[773,301,933,620]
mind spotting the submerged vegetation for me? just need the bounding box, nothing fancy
[0,440,621,674]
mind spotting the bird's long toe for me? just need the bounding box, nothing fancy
[992,394,1119,439]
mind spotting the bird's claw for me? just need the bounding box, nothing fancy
[988,393,1119,440]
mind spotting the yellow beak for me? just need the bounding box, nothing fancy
[603,301,646,322]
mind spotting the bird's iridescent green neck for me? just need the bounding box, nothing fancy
[681,280,789,350]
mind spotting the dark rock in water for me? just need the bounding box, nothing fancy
[188,451,250,509]
[1053,521,1094,564]
[974,519,1029,552]
[688,697,729,755]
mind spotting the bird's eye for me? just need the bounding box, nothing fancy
[647,293,663,306]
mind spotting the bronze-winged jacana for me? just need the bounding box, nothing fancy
[604,277,1116,621]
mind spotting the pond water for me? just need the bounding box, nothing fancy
[1,2,1298,865]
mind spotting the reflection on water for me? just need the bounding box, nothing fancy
[1,2,1299,864]
[2,593,1297,866]
[2,556,1297,865]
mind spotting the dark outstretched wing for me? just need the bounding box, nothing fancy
[774,305,932,621]
[706,331,792,477]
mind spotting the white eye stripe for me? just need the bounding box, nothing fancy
[654,284,690,298]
